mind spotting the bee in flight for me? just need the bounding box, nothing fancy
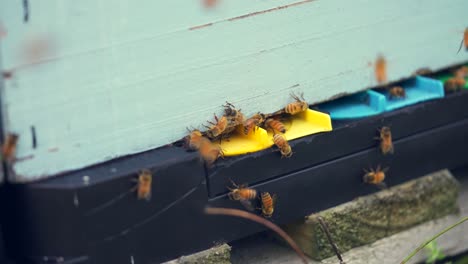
[363,165,388,189]
[265,118,286,134]
[185,129,205,150]
[457,27,468,53]
[198,138,224,167]
[376,126,394,155]
[285,92,308,115]
[260,192,277,218]
[227,180,257,211]
[387,86,406,99]
[273,134,292,158]
[375,55,387,84]
[1,133,19,162]
[243,113,265,135]
[135,169,152,201]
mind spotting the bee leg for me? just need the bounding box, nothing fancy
[299,92,305,101]
[228,179,239,188]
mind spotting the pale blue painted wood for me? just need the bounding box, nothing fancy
[0,0,467,182]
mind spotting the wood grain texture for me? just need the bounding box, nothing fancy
[1,0,468,181]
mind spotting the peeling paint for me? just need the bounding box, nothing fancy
[189,23,213,31]
[15,154,34,162]
[228,0,315,22]
[189,0,315,31]
[23,0,29,23]
[48,147,59,153]
[2,71,13,79]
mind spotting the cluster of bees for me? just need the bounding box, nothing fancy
[184,93,310,167]
[444,65,468,93]
[224,126,394,218]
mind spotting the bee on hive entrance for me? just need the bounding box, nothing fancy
[243,113,265,135]
[413,68,432,76]
[285,92,309,115]
[363,165,388,189]
[205,114,228,139]
[224,102,245,126]
[260,192,277,218]
[444,77,466,93]
[135,169,152,201]
[376,126,394,155]
[198,138,224,167]
[185,129,205,150]
[454,65,468,79]
[227,180,257,211]
[265,118,286,134]
[1,133,19,162]
[457,28,468,53]
[375,55,387,84]
[273,134,292,158]
[387,86,406,99]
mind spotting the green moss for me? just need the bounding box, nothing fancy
[175,244,231,264]
[284,170,460,260]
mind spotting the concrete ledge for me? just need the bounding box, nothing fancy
[164,244,231,264]
[283,170,460,260]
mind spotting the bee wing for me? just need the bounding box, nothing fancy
[272,194,278,205]
[239,199,255,211]
[376,182,387,190]
[388,144,394,154]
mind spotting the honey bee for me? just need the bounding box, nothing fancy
[198,138,224,166]
[413,68,432,76]
[375,55,387,84]
[388,86,406,99]
[136,169,152,200]
[202,0,218,8]
[205,114,228,139]
[185,129,204,150]
[454,66,468,79]
[273,134,292,158]
[457,28,468,53]
[224,102,245,126]
[227,180,257,211]
[243,113,265,135]
[377,126,394,155]
[285,93,308,115]
[2,133,19,162]
[444,77,466,93]
[265,118,286,134]
[260,192,277,218]
[363,165,388,188]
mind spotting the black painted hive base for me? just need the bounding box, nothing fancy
[1,91,468,264]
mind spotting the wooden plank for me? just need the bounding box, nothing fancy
[1,0,468,181]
